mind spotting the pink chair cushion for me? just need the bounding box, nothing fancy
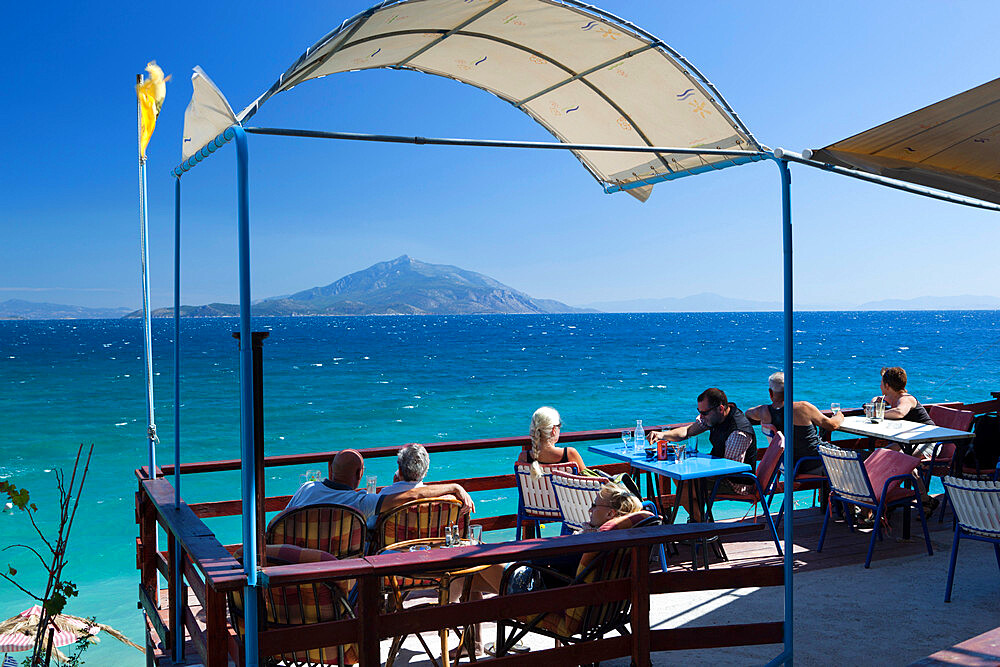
[864,448,919,502]
[598,510,654,532]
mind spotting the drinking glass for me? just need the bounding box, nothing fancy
[469,524,483,544]
[304,469,322,482]
[863,402,873,420]
[621,430,631,452]
[831,403,841,415]
[444,525,453,547]
[366,475,377,494]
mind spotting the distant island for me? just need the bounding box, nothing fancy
[127,256,592,317]
[5,260,1000,319]
[0,299,132,320]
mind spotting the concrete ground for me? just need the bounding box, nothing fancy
[386,539,1000,666]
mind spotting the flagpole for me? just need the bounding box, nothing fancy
[137,73,158,478]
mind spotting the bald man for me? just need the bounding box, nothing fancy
[286,448,474,519]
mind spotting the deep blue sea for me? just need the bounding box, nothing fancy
[2,312,999,664]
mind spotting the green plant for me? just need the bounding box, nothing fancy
[1,444,93,666]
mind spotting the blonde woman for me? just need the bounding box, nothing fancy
[524,406,586,478]
[580,483,644,532]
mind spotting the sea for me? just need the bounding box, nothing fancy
[2,311,999,664]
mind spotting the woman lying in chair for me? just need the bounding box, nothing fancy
[449,484,648,658]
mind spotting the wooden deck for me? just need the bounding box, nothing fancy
[912,625,1000,666]
[149,497,967,667]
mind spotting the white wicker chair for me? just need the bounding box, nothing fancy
[514,462,578,539]
[551,470,604,532]
[942,476,1000,602]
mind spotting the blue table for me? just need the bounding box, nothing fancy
[589,443,753,567]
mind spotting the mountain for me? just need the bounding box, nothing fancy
[857,295,1000,310]
[0,299,132,320]
[130,256,590,317]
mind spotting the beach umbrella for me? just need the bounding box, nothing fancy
[0,605,142,662]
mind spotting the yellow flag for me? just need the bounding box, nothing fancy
[136,61,170,160]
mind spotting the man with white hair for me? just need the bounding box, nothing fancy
[378,443,430,495]
[745,371,844,475]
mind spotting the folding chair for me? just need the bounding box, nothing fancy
[942,476,1000,602]
[495,511,652,659]
[923,405,975,522]
[707,430,784,556]
[817,444,933,568]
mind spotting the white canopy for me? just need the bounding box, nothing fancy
[183,0,762,200]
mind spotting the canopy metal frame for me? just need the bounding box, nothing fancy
[155,5,999,667]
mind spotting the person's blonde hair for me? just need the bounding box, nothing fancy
[598,483,643,517]
[528,406,560,478]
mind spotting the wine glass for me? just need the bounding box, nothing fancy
[621,430,631,452]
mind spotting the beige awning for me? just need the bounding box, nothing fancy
[184,0,763,200]
[810,77,1000,206]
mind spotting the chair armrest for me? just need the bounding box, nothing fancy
[791,456,822,478]
[879,473,917,502]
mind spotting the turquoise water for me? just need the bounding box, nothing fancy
[1,312,998,664]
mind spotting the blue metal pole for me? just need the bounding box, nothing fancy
[234,126,260,667]
[778,154,794,665]
[173,176,182,508]
[172,175,185,660]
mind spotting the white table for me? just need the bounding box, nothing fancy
[838,416,975,448]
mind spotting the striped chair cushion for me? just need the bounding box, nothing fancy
[231,544,359,664]
[266,503,366,559]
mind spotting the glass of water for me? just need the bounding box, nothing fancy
[366,475,377,494]
[621,430,631,452]
[831,403,841,415]
[469,524,483,544]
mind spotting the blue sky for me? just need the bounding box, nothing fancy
[2,1,998,309]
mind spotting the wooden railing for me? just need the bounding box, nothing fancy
[135,425,787,666]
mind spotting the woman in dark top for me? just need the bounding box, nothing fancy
[878,367,935,425]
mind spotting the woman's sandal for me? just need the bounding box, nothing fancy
[484,641,530,656]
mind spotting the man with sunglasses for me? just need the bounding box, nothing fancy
[648,387,756,520]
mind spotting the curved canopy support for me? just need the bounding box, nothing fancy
[184,0,763,200]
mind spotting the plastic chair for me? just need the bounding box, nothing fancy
[229,544,357,667]
[817,444,933,568]
[514,461,578,539]
[706,431,784,557]
[962,412,1000,479]
[923,406,975,522]
[551,470,669,570]
[942,476,1000,602]
[266,503,367,559]
[495,511,652,658]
